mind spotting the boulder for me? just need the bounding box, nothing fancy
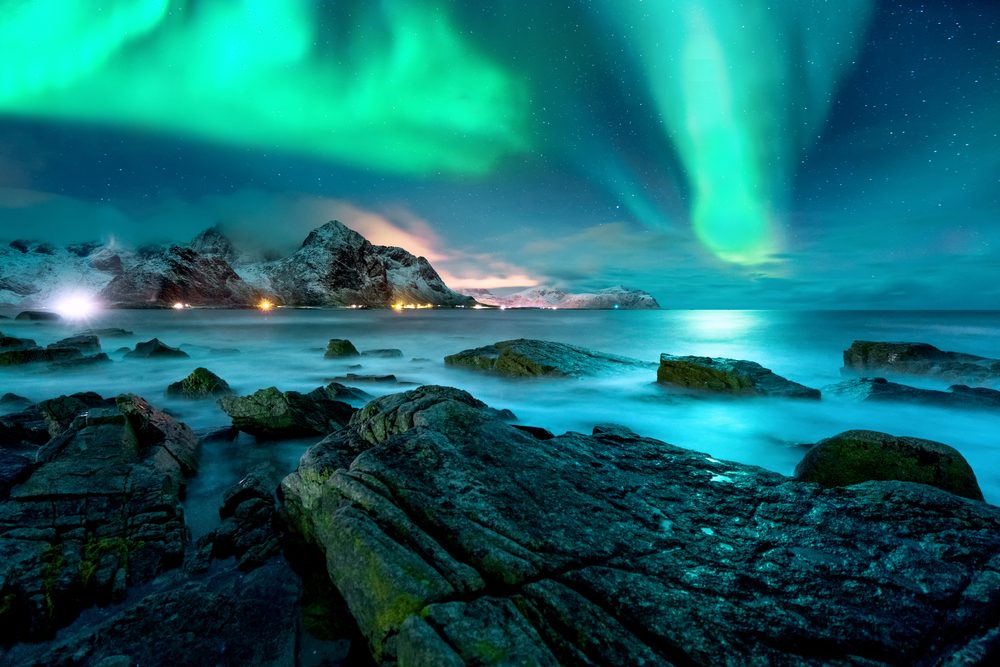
[657,354,821,399]
[124,338,190,360]
[200,466,282,571]
[324,338,360,359]
[444,338,647,377]
[281,386,1000,665]
[828,377,1000,410]
[794,430,984,501]
[0,394,197,641]
[218,383,358,440]
[47,334,101,355]
[37,392,113,436]
[14,311,60,322]
[842,340,1000,384]
[165,367,232,399]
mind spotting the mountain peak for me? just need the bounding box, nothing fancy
[302,220,367,249]
[190,225,237,262]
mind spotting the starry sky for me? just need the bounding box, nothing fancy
[1,0,998,307]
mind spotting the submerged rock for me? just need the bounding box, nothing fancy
[47,334,101,355]
[218,383,358,439]
[0,347,82,366]
[361,348,403,358]
[331,373,399,384]
[0,393,32,412]
[794,430,984,501]
[76,327,133,338]
[843,340,1000,384]
[657,354,821,399]
[324,338,360,358]
[0,333,36,351]
[165,367,232,399]
[828,376,1000,410]
[50,352,112,370]
[0,394,197,641]
[444,338,647,377]
[282,385,1000,665]
[14,311,60,322]
[124,338,190,359]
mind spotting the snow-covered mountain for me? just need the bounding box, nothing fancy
[250,221,471,307]
[0,221,471,309]
[460,286,660,310]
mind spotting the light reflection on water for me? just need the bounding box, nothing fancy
[2,308,998,514]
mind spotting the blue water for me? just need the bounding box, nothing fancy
[2,309,998,519]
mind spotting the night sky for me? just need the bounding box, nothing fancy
[1,1,998,307]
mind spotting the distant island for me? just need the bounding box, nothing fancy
[0,222,657,311]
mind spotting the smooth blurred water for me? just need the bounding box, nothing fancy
[2,309,999,517]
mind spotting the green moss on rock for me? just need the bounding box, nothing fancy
[794,430,984,501]
[166,367,232,399]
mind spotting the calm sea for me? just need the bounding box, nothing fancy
[3,308,998,530]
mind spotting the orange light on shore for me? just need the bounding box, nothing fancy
[257,298,275,312]
[392,302,434,311]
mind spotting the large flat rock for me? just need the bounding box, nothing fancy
[658,354,821,399]
[282,386,1000,665]
[843,340,1000,384]
[444,338,648,377]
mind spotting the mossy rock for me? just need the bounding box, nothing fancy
[325,338,360,359]
[657,354,820,399]
[166,367,232,399]
[794,430,984,501]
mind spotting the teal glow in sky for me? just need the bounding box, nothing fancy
[0,0,531,175]
[1,1,998,306]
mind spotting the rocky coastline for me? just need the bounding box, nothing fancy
[1,334,999,665]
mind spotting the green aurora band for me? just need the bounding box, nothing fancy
[598,0,873,263]
[1,0,876,264]
[0,0,531,176]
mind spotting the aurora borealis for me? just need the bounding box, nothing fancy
[1,0,999,306]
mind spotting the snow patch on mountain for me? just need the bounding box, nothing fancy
[461,286,660,309]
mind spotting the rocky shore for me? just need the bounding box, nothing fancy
[1,334,999,665]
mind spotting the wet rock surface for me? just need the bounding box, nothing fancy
[658,354,821,398]
[218,383,360,439]
[282,385,1000,666]
[828,376,1000,410]
[165,367,233,399]
[48,335,101,356]
[0,395,197,642]
[843,340,1000,384]
[444,338,648,377]
[795,430,985,501]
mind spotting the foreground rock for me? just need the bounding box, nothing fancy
[658,354,821,399]
[13,558,304,667]
[829,377,1000,410]
[444,338,647,377]
[0,395,197,641]
[843,340,1000,384]
[165,367,232,399]
[218,383,364,439]
[125,337,189,359]
[282,386,1000,665]
[795,430,984,501]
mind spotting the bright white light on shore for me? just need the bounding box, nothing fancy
[172,302,185,310]
[53,293,98,320]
